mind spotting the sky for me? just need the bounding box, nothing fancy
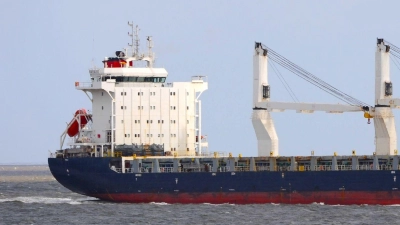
[1,0,400,164]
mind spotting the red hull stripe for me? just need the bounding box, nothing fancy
[92,191,400,205]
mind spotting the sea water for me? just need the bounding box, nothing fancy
[0,165,399,225]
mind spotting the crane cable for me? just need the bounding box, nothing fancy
[386,40,400,71]
[261,43,371,108]
[268,60,299,102]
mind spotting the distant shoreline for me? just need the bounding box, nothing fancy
[0,165,49,171]
[0,165,54,182]
[0,164,47,166]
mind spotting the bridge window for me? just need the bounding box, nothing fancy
[102,76,166,83]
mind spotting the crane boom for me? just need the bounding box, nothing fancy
[255,102,363,113]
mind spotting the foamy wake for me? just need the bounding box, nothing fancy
[0,196,98,204]
[149,202,170,205]
[311,202,325,205]
[202,203,235,206]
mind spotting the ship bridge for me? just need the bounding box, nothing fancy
[60,22,208,158]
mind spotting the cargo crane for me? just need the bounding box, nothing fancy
[252,39,400,156]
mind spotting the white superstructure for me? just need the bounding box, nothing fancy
[66,23,208,157]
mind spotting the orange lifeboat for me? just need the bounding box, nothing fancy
[67,109,90,137]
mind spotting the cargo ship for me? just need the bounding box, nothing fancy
[48,23,400,204]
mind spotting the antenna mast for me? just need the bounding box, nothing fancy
[128,22,140,57]
[134,25,140,57]
[127,22,153,66]
[147,36,154,67]
[147,36,153,57]
[127,21,140,57]
[127,22,134,57]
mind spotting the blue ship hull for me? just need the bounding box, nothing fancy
[48,157,400,204]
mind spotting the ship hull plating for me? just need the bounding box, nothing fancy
[49,157,400,205]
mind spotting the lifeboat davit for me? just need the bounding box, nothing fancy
[67,109,90,137]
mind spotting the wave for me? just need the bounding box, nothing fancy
[0,196,98,204]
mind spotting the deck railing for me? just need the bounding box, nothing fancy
[160,167,174,173]
[110,164,398,173]
[218,166,230,172]
[314,165,332,171]
[235,166,250,171]
[276,166,291,171]
[380,165,393,170]
[256,166,270,171]
[75,82,93,88]
[336,165,353,171]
